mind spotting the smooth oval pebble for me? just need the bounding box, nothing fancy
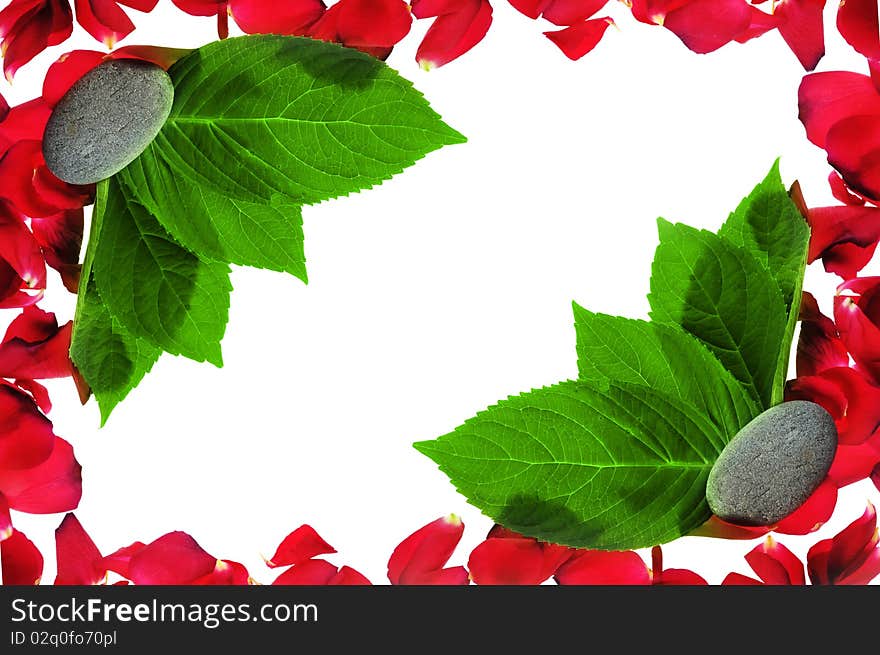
[42,60,174,185]
[706,400,837,526]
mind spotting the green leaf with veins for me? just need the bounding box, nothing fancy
[718,161,809,404]
[648,220,788,409]
[91,177,231,366]
[415,380,725,549]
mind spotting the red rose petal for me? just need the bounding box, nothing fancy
[54,513,105,585]
[0,0,73,81]
[794,293,849,377]
[872,462,880,492]
[468,538,549,585]
[191,559,250,585]
[109,44,193,69]
[31,209,84,292]
[829,171,868,206]
[0,436,82,514]
[170,0,226,17]
[629,0,692,24]
[0,529,43,584]
[100,542,146,581]
[229,0,324,35]
[507,0,552,19]
[544,17,614,61]
[775,0,825,71]
[0,383,55,470]
[336,0,412,48]
[749,536,806,584]
[826,113,880,202]
[0,311,73,381]
[126,532,218,585]
[661,0,752,55]
[775,479,838,535]
[808,503,880,584]
[413,0,493,70]
[0,201,46,293]
[42,50,106,107]
[387,514,468,585]
[0,99,51,152]
[798,71,880,149]
[722,572,763,584]
[734,4,780,44]
[555,550,650,585]
[807,205,880,279]
[649,546,706,584]
[835,277,880,383]
[0,492,11,541]
[542,0,609,26]
[273,558,339,585]
[329,565,371,585]
[265,524,336,568]
[838,0,880,59]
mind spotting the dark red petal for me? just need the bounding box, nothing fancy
[542,0,609,26]
[0,492,10,541]
[0,141,68,217]
[806,538,833,584]
[798,72,880,149]
[387,514,466,585]
[829,171,868,206]
[826,114,880,202]
[414,0,492,70]
[544,17,614,61]
[109,45,193,69]
[73,0,134,47]
[872,461,880,492]
[229,0,324,35]
[191,559,250,585]
[828,433,880,486]
[690,515,770,539]
[0,529,43,584]
[555,550,650,585]
[265,524,336,568]
[127,532,218,585]
[0,98,51,152]
[100,542,146,580]
[0,92,9,122]
[747,536,805,584]
[468,538,550,585]
[775,0,825,70]
[0,436,81,514]
[0,382,55,469]
[0,201,46,295]
[507,0,552,19]
[734,4,780,43]
[329,565,371,585]
[54,513,105,585]
[835,277,880,383]
[774,479,838,535]
[838,0,880,59]
[0,0,73,81]
[273,558,338,585]
[828,502,878,581]
[42,49,105,107]
[0,321,73,381]
[169,0,227,17]
[661,0,752,55]
[31,209,83,292]
[655,568,708,584]
[807,205,880,279]
[336,0,411,48]
[722,572,763,584]
[794,292,849,376]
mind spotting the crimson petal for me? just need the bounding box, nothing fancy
[0,436,82,514]
[661,0,752,55]
[191,559,250,585]
[273,558,339,585]
[387,514,468,585]
[542,0,609,26]
[544,17,614,61]
[229,0,324,35]
[838,0,880,59]
[126,532,218,585]
[835,277,880,383]
[555,550,650,585]
[775,0,825,70]
[0,528,43,584]
[0,492,10,541]
[0,0,73,81]
[413,0,493,70]
[265,524,336,568]
[0,382,55,469]
[798,71,880,150]
[745,536,805,584]
[826,114,880,202]
[54,513,105,585]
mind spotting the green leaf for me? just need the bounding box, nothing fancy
[91,177,232,366]
[119,151,307,280]
[415,380,724,549]
[69,281,161,425]
[648,220,788,409]
[120,35,465,273]
[718,161,809,404]
[573,306,760,440]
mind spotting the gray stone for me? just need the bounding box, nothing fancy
[42,60,174,185]
[706,400,837,526]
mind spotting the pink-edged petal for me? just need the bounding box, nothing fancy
[0,382,55,469]
[542,0,609,26]
[54,513,105,585]
[661,0,752,54]
[555,550,650,585]
[1,528,43,584]
[544,16,614,61]
[387,514,467,585]
[42,49,105,107]
[329,565,371,585]
[414,0,492,70]
[265,524,336,568]
[775,0,825,70]
[229,0,324,35]
[838,0,880,59]
[0,436,81,514]
[826,113,880,202]
[191,559,250,585]
[774,479,838,534]
[722,572,764,584]
[100,541,146,581]
[273,558,339,585]
[798,71,880,149]
[745,536,805,584]
[0,492,10,541]
[126,532,218,585]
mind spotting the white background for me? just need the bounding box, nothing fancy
[4,1,879,584]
